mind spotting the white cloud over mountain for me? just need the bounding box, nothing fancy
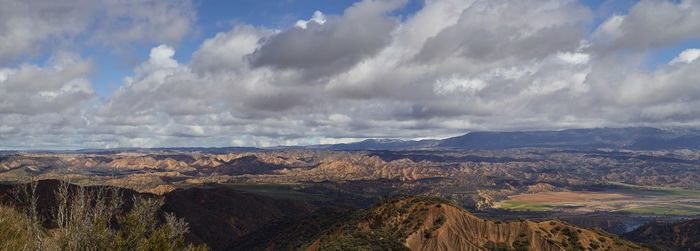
[1,0,700,149]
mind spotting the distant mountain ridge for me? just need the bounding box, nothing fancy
[326,138,439,150]
[320,127,700,151]
[46,127,700,153]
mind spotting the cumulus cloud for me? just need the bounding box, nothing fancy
[670,48,700,64]
[249,0,404,79]
[191,25,272,73]
[591,0,700,52]
[0,53,95,149]
[0,0,195,63]
[0,52,94,115]
[415,0,591,64]
[295,11,327,29]
[98,44,190,117]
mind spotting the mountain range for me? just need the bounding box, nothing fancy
[320,127,700,151]
[19,127,691,153]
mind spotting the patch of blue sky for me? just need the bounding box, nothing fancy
[645,39,700,70]
[582,0,637,34]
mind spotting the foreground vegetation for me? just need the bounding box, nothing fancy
[0,180,207,251]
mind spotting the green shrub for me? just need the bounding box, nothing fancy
[318,231,409,251]
[434,214,446,227]
[483,241,510,251]
[513,239,529,251]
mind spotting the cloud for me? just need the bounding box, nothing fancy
[3,0,700,149]
[670,48,700,64]
[190,25,272,73]
[0,52,94,115]
[249,0,404,79]
[591,0,700,52]
[557,52,590,65]
[97,44,191,117]
[0,52,95,149]
[0,0,195,63]
[90,0,601,147]
[414,0,591,64]
[90,0,196,47]
[295,11,327,29]
[84,0,700,148]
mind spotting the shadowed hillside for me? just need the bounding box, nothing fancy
[624,219,700,251]
[162,186,316,250]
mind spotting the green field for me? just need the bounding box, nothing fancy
[651,187,700,197]
[495,200,554,211]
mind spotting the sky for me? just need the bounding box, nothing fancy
[0,0,699,150]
